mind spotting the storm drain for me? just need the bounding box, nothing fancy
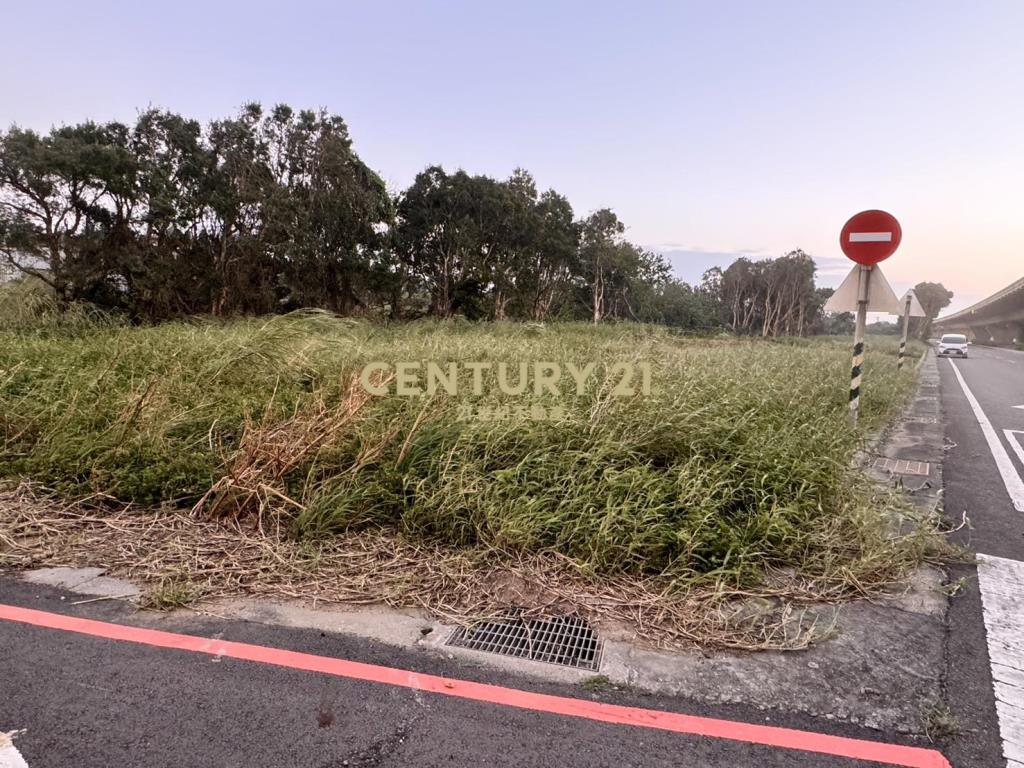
[872,457,930,476]
[446,612,603,670]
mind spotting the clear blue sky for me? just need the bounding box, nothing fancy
[3,0,1022,312]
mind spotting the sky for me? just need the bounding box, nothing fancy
[2,0,1022,314]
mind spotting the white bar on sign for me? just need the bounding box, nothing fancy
[849,232,892,242]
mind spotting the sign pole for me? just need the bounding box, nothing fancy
[897,292,912,370]
[849,265,871,425]
[834,209,902,427]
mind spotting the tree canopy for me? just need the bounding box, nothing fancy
[912,281,955,338]
[1,102,937,335]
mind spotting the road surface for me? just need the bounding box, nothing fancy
[938,343,1024,768]
[0,574,944,768]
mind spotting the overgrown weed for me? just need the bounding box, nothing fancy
[0,314,931,594]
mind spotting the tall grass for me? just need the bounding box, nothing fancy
[0,276,123,334]
[0,314,926,585]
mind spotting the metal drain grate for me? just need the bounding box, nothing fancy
[446,612,602,670]
[872,457,930,476]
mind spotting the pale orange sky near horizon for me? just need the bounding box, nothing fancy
[2,1,1021,315]
[637,131,1024,315]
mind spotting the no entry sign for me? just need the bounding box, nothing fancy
[840,210,901,265]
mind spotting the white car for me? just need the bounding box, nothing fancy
[938,333,969,358]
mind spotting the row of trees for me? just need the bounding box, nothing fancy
[0,105,392,319]
[0,103,724,327]
[0,103,949,334]
[707,251,833,337]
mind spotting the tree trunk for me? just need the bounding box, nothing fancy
[213,229,231,316]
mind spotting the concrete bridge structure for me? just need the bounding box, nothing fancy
[934,275,1024,345]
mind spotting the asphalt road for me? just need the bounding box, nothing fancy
[940,344,1024,559]
[0,574,942,768]
[937,343,1024,768]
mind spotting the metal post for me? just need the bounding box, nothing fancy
[849,265,871,426]
[897,292,912,370]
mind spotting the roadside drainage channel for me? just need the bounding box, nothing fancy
[872,457,930,476]
[863,349,945,512]
[445,612,602,671]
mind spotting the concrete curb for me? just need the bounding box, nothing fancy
[863,348,945,516]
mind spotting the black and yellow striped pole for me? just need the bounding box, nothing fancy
[849,265,871,425]
[897,291,912,370]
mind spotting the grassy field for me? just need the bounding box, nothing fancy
[0,313,930,588]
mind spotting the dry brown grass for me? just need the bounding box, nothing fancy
[0,483,854,651]
[191,371,395,524]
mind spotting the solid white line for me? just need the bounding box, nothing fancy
[948,359,1024,512]
[1007,431,1024,473]
[849,232,892,242]
[0,734,28,768]
[978,554,1024,767]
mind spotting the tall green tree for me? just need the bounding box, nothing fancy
[577,209,625,323]
[720,257,762,332]
[0,121,143,308]
[255,105,393,314]
[130,109,214,317]
[395,167,489,318]
[519,190,578,320]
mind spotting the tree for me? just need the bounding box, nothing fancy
[807,287,851,335]
[204,103,274,314]
[129,109,215,317]
[912,281,954,339]
[0,121,139,308]
[1,104,394,320]
[720,257,761,332]
[760,250,816,337]
[395,167,490,318]
[609,247,669,321]
[477,168,533,320]
[519,190,578,321]
[255,105,393,314]
[719,253,818,337]
[866,320,900,335]
[577,209,625,323]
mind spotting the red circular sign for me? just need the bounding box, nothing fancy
[840,210,902,265]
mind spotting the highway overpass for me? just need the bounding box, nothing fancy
[934,275,1024,345]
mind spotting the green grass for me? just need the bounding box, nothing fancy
[0,275,123,335]
[0,312,929,586]
[922,701,960,742]
[140,574,203,610]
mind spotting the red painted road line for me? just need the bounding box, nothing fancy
[0,603,950,768]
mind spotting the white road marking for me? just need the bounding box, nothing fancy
[948,359,1024,512]
[0,732,29,768]
[1008,431,1024,471]
[1014,405,1024,411]
[978,555,1024,767]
